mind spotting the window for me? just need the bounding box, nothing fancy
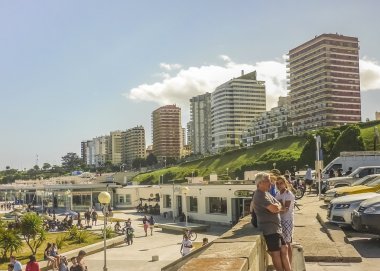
[188,196,198,212]
[125,194,131,205]
[118,195,124,204]
[163,195,172,208]
[207,197,227,214]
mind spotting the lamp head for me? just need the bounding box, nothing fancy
[98,191,111,204]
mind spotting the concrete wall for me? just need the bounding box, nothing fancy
[162,216,268,271]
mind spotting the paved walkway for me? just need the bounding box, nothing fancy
[84,210,227,271]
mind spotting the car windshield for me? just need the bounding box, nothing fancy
[348,167,362,177]
[351,175,380,186]
[367,178,380,187]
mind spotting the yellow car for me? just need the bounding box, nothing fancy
[330,177,380,199]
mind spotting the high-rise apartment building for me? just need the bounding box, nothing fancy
[81,140,91,163]
[211,71,266,151]
[125,126,146,166]
[186,121,193,150]
[152,105,182,160]
[190,92,212,154]
[288,34,361,133]
[108,131,125,165]
[94,136,109,167]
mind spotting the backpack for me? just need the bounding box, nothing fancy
[251,209,258,228]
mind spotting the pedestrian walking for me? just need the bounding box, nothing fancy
[275,176,295,264]
[148,215,155,236]
[180,235,193,256]
[142,215,149,237]
[91,211,98,226]
[305,165,313,193]
[253,172,291,271]
[125,225,134,245]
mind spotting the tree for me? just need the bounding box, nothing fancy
[146,153,158,166]
[20,213,46,255]
[61,152,82,171]
[42,163,51,171]
[132,158,146,169]
[0,229,22,260]
[330,125,365,159]
[5,166,10,170]
[33,165,40,171]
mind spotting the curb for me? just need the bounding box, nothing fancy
[316,213,362,263]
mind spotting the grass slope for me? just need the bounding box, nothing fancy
[133,136,307,184]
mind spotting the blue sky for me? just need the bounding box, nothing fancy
[1,1,380,169]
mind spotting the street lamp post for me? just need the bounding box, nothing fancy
[315,135,322,198]
[181,187,189,226]
[98,191,111,271]
[191,171,194,184]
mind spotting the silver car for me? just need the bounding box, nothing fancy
[327,192,379,225]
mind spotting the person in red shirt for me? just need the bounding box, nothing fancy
[25,255,40,271]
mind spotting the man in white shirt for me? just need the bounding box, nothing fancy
[180,235,193,256]
[10,255,22,271]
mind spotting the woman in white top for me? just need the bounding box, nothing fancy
[275,175,295,264]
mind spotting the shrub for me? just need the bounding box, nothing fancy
[66,226,79,241]
[75,230,90,244]
[101,226,113,239]
[330,125,366,159]
[55,235,67,250]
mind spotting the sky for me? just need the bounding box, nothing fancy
[1,1,380,170]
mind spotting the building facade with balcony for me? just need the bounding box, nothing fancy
[241,105,289,146]
[152,105,182,161]
[125,126,146,167]
[211,71,266,151]
[190,93,212,154]
[287,33,361,133]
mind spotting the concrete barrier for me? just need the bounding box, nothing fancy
[162,216,268,271]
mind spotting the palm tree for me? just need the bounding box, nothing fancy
[0,229,22,260]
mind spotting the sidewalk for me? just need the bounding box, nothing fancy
[293,194,360,262]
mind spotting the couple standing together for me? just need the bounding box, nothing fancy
[251,172,295,271]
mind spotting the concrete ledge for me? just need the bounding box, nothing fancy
[162,216,268,271]
[316,213,362,263]
[178,258,248,271]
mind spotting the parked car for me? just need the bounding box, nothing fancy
[327,192,379,226]
[324,174,380,202]
[328,166,380,188]
[352,195,380,234]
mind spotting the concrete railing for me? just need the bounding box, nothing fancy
[162,216,268,271]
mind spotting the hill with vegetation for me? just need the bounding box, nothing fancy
[132,121,380,184]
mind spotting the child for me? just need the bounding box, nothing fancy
[69,257,77,271]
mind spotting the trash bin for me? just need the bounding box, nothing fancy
[291,243,306,271]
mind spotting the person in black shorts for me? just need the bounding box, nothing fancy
[253,172,291,271]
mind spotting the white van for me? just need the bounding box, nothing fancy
[322,151,380,179]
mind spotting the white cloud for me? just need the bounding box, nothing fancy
[124,56,380,122]
[360,58,380,91]
[125,56,287,112]
[159,62,182,71]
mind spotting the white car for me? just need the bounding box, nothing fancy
[327,192,379,226]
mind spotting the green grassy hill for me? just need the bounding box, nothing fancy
[132,121,380,184]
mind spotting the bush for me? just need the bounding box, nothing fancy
[75,231,90,244]
[101,226,113,239]
[66,226,79,241]
[55,235,67,250]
